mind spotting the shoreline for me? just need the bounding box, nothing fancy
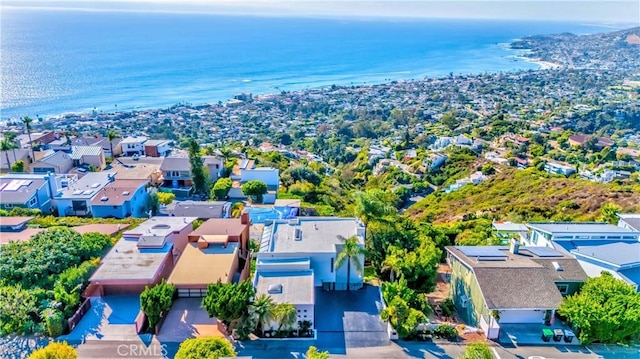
[1,58,545,123]
[514,55,563,70]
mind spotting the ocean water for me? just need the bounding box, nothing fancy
[0,8,611,120]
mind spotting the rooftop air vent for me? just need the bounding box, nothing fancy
[91,183,100,188]
[100,196,108,202]
[267,284,283,294]
[122,191,130,196]
[294,228,302,241]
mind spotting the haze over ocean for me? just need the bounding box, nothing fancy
[0,7,615,120]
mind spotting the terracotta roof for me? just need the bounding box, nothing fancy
[190,218,248,238]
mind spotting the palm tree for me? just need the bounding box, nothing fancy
[353,189,396,225]
[22,116,35,161]
[274,303,297,333]
[107,129,118,159]
[335,235,366,291]
[1,138,13,170]
[381,247,402,282]
[251,294,276,335]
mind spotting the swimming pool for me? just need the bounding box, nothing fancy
[244,206,298,224]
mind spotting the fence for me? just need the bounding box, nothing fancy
[67,298,92,332]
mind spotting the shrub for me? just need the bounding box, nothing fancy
[140,280,176,331]
[460,342,492,359]
[28,341,77,359]
[440,298,454,317]
[174,337,235,359]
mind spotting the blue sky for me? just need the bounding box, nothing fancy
[4,1,640,23]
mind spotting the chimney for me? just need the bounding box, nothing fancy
[509,238,520,255]
[241,210,249,225]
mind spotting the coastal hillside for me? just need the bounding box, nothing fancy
[406,168,640,223]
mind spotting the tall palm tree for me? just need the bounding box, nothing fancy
[353,189,396,225]
[251,294,276,335]
[335,235,366,291]
[22,116,35,161]
[274,303,297,332]
[381,247,403,282]
[1,138,13,170]
[107,129,118,159]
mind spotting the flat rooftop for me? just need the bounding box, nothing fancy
[123,216,197,238]
[0,216,34,227]
[168,242,238,286]
[255,271,315,305]
[59,172,116,199]
[90,237,171,282]
[526,222,638,235]
[261,217,364,253]
[190,218,247,238]
[573,242,640,267]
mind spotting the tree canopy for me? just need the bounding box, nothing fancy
[174,337,235,359]
[558,272,640,344]
[202,281,255,327]
[211,177,232,200]
[241,180,268,203]
[140,280,176,331]
[188,139,208,195]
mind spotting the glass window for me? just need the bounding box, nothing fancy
[330,258,334,273]
[557,284,569,294]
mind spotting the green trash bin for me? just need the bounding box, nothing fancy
[541,328,553,342]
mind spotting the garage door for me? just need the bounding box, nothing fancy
[499,310,544,324]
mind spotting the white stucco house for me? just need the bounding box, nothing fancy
[253,217,366,329]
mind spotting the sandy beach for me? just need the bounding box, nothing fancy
[515,56,563,70]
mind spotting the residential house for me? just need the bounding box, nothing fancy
[446,245,587,339]
[255,270,315,329]
[423,153,447,170]
[568,135,614,149]
[31,151,73,174]
[169,214,252,297]
[88,217,197,296]
[16,131,56,150]
[144,140,172,157]
[70,146,106,169]
[160,156,223,198]
[492,221,529,243]
[120,136,147,156]
[55,172,116,217]
[618,213,640,231]
[91,179,149,219]
[523,222,640,248]
[164,200,231,219]
[0,149,31,173]
[0,173,64,213]
[569,242,640,292]
[228,159,280,204]
[256,217,365,291]
[544,161,576,176]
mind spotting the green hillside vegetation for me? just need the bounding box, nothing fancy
[407,167,640,223]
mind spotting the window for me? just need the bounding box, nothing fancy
[303,309,307,312]
[4,204,13,208]
[557,284,569,294]
[330,258,334,273]
[29,197,37,206]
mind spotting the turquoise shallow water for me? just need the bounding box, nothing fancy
[0,8,610,119]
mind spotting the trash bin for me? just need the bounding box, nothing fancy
[553,329,564,342]
[564,329,575,343]
[541,328,553,342]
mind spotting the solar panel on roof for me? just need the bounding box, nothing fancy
[457,247,507,257]
[524,246,563,257]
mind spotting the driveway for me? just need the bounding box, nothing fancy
[499,323,580,346]
[156,298,225,342]
[314,284,390,353]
